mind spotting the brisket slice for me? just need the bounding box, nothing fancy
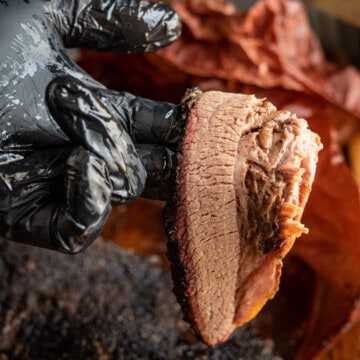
[165,90,322,346]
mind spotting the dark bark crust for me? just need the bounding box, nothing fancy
[163,87,203,335]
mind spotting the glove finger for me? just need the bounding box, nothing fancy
[58,0,181,53]
[54,147,112,253]
[46,75,146,204]
[0,148,68,250]
[135,144,175,201]
[91,88,182,147]
[0,147,112,253]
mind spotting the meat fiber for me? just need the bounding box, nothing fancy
[165,90,322,346]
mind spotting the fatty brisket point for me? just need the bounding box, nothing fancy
[165,90,322,346]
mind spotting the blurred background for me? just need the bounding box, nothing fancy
[235,0,360,68]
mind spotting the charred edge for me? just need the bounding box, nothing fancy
[163,87,203,330]
[163,87,203,237]
[165,228,204,345]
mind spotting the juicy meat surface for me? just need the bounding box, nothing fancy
[167,91,322,346]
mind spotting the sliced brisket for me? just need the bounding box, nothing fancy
[166,90,322,346]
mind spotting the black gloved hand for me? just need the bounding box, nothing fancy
[0,0,181,253]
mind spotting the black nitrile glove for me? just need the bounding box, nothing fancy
[0,0,181,253]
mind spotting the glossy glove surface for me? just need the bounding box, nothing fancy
[0,0,181,253]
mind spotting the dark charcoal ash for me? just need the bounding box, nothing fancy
[0,237,280,360]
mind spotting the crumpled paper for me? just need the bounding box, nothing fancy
[79,0,360,358]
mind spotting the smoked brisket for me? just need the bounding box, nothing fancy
[166,90,322,346]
